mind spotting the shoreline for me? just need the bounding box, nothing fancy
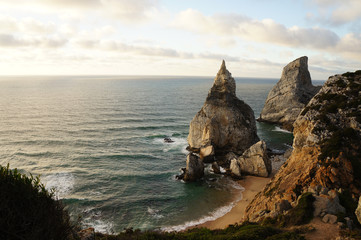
[189,175,271,230]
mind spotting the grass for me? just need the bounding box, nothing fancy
[0,164,77,240]
[95,223,304,240]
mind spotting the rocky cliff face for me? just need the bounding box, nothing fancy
[259,56,321,131]
[188,60,259,157]
[245,70,361,223]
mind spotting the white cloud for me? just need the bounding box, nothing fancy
[0,0,159,23]
[0,33,67,48]
[308,0,361,26]
[172,9,361,60]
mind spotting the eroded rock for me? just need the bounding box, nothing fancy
[259,56,321,131]
[356,197,361,224]
[188,60,259,156]
[183,153,204,182]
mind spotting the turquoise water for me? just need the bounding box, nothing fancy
[0,76,300,233]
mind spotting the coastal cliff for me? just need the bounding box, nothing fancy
[245,71,361,226]
[259,56,321,131]
[187,61,259,158]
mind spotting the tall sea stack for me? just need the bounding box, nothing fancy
[259,56,321,131]
[187,60,259,159]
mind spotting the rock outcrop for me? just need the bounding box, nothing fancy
[356,197,361,224]
[188,60,259,157]
[259,56,321,131]
[236,140,271,177]
[183,153,204,182]
[244,70,361,222]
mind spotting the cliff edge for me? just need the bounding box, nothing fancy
[245,70,361,225]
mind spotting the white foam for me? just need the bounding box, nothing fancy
[153,137,188,154]
[147,207,164,219]
[161,200,239,232]
[219,167,226,174]
[43,172,75,199]
[272,126,292,133]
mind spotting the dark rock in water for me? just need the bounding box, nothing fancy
[164,137,174,143]
[187,60,259,156]
[259,56,321,131]
[183,153,204,182]
[176,168,186,180]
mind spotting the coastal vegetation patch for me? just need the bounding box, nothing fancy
[0,164,77,240]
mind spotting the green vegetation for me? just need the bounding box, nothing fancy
[0,164,77,240]
[277,193,315,227]
[95,223,304,240]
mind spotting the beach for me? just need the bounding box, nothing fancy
[194,175,271,230]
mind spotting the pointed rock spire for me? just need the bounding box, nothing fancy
[218,60,227,75]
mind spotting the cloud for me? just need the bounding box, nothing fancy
[0,33,67,48]
[173,9,340,49]
[0,0,159,23]
[308,0,361,26]
[172,9,361,60]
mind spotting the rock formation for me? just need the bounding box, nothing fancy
[236,140,271,177]
[259,56,321,131]
[244,70,361,223]
[183,153,204,182]
[188,60,259,158]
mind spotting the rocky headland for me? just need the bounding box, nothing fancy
[244,70,361,230]
[259,56,321,131]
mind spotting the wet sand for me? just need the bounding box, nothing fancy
[193,175,271,230]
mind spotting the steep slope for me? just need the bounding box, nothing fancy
[245,70,361,223]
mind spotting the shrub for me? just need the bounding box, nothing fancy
[0,164,77,240]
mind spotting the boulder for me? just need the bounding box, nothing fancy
[188,60,259,156]
[322,214,338,224]
[313,195,346,217]
[259,56,321,131]
[230,159,242,178]
[183,153,204,181]
[237,140,272,177]
[356,197,361,224]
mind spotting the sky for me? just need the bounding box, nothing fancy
[0,0,360,79]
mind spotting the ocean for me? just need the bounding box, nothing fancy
[0,76,317,233]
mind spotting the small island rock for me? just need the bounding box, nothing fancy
[188,60,259,156]
[259,56,321,131]
[183,153,204,182]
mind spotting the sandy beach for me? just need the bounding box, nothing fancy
[194,175,271,230]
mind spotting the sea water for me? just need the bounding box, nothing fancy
[0,76,320,233]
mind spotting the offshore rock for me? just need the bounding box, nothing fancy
[245,70,361,222]
[183,153,204,182]
[259,56,321,131]
[188,60,259,156]
[356,197,361,224]
[237,140,271,177]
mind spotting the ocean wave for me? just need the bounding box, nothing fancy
[43,172,75,199]
[272,126,292,133]
[147,207,164,219]
[152,137,188,154]
[162,181,244,232]
[81,208,115,234]
[161,199,240,232]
